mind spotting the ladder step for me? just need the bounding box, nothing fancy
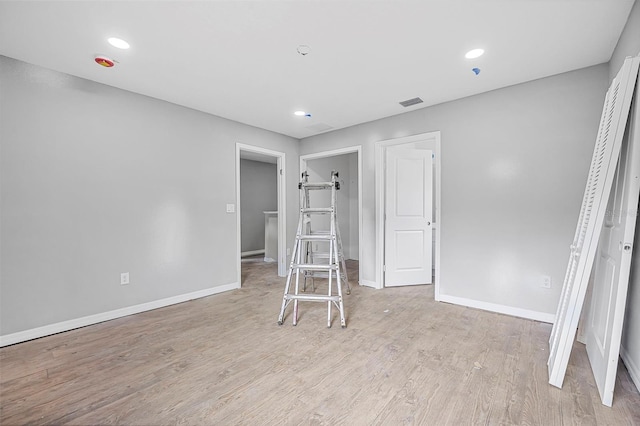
[311,252,331,259]
[285,294,340,303]
[293,263,337,271]
[311,251,345,257]
[305,271,347,279]
[297,234,333,241]
[301,207,333,213]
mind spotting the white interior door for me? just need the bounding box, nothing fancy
[384,147,432,286]
[583,83,640,407]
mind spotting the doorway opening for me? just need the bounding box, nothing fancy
[236,144,287,286]
[300,146,362,286]
[375,132,441,298]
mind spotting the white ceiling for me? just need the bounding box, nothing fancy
[0,1,634,139]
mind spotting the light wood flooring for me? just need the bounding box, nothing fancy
[1,260,639,425]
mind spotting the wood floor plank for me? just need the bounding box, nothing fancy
[1,260,639,425]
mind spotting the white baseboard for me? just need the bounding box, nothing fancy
[621,345,640,393]
[0,282,239,347]
[438,294,555,323]
[241,249,265,257]
[360,279,379,289]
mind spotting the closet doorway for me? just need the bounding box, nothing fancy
[236,144,287,286]
[300,146,362,286]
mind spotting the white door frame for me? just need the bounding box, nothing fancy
[300,145,363,285]
[236,143,287,282]
[375,131,441,296]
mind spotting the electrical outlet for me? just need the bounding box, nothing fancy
[121,272,130,285]
[541,275,551,289]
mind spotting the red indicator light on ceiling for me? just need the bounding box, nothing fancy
[94,56,114,67]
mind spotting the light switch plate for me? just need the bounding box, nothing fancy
[226,204,235,213]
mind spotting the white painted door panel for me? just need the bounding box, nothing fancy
[385,147,432,286]
[584,80,640,407]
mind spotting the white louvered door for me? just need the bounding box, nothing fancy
[547,56,640,389]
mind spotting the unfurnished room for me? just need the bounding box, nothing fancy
[1,1,640,424]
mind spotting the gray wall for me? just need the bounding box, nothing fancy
[300,64,609,317]
[611,0,640,390]
[240,159,277,253]
[609,0,640,82]
[0,56,299,336]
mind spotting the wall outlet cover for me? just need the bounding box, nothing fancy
[541,275,551,289]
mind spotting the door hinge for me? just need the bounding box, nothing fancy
[383,265,386,272]
[280,169,283,175]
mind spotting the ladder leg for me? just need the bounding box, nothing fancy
[278,239,299,325]
[302,240,308,292]
[278,205,306,325]
[336,226,351,295]
[293,237,303,326]
[327,250,332,328]
[334,239,346,328]
[327,237,334,328]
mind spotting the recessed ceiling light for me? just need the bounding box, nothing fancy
[108,37,130,49]
[465,48,484,59]
[294,111,307,116]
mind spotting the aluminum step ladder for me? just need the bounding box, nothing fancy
[277,171,350,328]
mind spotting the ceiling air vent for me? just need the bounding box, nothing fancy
[399,97,423,107]
[306,123,333,133]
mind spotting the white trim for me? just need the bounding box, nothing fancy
[241,249,265,257]
[438,294,556,323]
[0,283,238,347]
[360,279,378,289]
[620,345,640,393]
[375,131,441,293]
[236,143,287,279]
[301,146,362,161]
[300,145,363,285]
